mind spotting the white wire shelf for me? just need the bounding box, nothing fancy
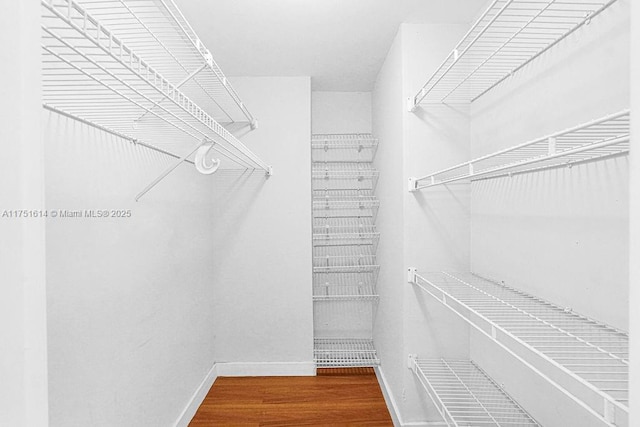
[313,284,379,301]
[411,358,540,426]
[312,163,379,191]
[313,196,380,220]
[313,218,379,249]
[409,110,630,191]
[314,338,380,367]
[312,134,379,163]
[313,270,380,288]
[313,188,375,199]
[410,0,619,108]
[410,270,629,424]
[70,0,254,126]
[41,0,268,172]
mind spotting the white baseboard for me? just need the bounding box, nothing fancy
[215,361,316,377]
[173,363,218,427]
[374,366,446,427]
[374,366,403,427]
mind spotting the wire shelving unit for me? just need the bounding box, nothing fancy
[314,338,380,368]
[411,358,540,426]
[312,133,380,368]
[409,270,629,425]
[409,0,620,109]
[41,0,269,193]
[312,134,379,163]
[409,110,630,191]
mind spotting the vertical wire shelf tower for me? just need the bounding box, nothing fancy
[312,134,380,367]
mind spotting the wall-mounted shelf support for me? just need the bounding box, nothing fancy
[135,138,211,201]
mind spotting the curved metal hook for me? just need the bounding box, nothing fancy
[195,142,221,175]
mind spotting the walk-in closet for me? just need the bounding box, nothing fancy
[1,0,638,426]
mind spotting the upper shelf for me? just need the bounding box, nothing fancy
[410,0,619,109]
[41,0,268,173]
[409,110,630,191]
[70,0,255,127]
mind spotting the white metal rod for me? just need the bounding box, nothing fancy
[134,63,207,123]
[135,140,208,201]
[415,134,629,189]
[416,109,629,182]
[157,0,255,124]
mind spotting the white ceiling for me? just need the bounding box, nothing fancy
[175,0,488,92]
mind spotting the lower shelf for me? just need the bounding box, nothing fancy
[411,358,540,426]
[410,270,629,425]
[314,338,379,368]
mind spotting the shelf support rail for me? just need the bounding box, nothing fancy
[410,110,630,191]
[408,269,626,425]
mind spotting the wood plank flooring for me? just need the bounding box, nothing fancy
[189,368,393,426]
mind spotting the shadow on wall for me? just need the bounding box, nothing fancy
[413,103,470,149]
[411,186,470,268]
[208,169,267,264]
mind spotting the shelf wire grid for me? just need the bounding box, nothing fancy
[312,217,380,249]
[41,0,267,170]
[412,0,619,106]
[413,110,630,190]
[312,134,379,163]
[313,283,378,301]
[413,359,540,426]
[414,271,629,409]
[313,196,380,220]
[70,0,254,125]
[312,162,379,192]
[314,338,380,367]
[313,270,380,289]
[312,189,376,199]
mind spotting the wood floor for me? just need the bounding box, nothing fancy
[189,368,394,426]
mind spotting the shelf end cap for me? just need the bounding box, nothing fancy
[408,267,417,283]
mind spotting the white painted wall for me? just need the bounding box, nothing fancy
[372,23,472,424]
[466,2,631,426]
[45,115,224,427]
[628,1,639,424]
[0,2,49,426]
[401,23,473,424]
[372,31,406,425]
[45,76,312,426]
[470,0,630,332]
[210,76,314,372]
[312,91,372,134]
